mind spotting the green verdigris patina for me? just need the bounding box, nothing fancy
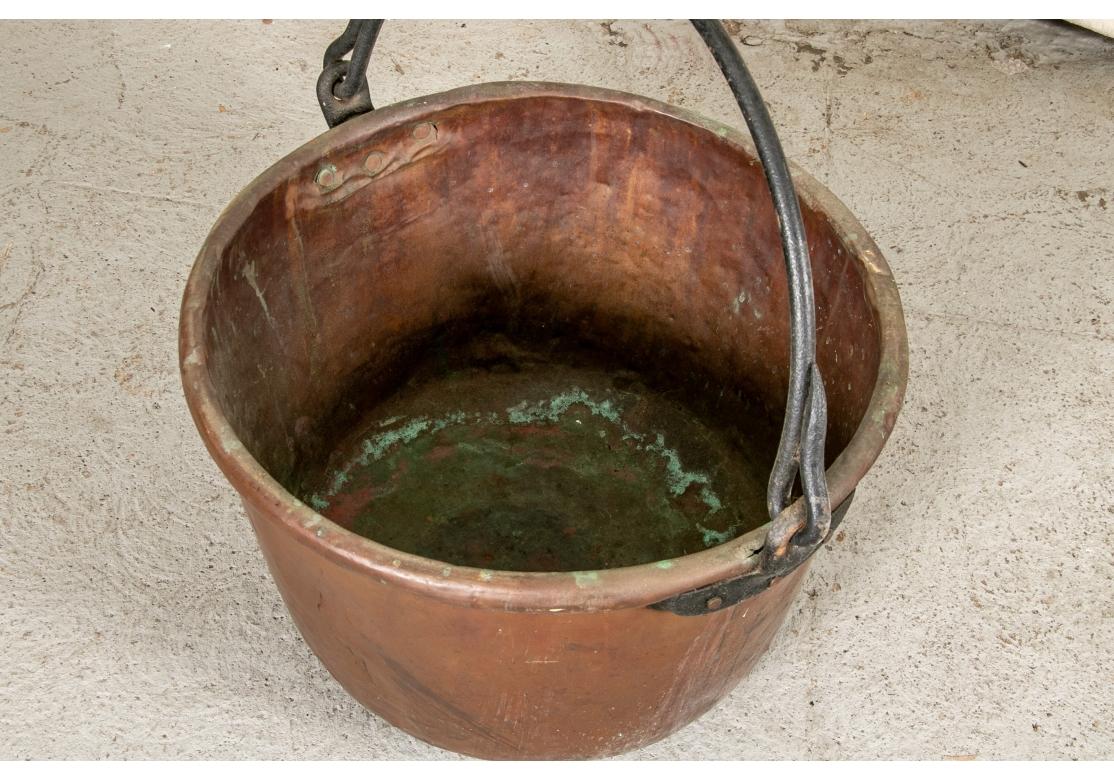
[298,359,773,572]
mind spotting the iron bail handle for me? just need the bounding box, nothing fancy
[314,20,833,615]
[317,20,382,127]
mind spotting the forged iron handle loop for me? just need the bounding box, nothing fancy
[317,20,382,127]
[317,61,373,128]
[314,19,832,586]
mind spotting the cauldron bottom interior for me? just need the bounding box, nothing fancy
[293,325,780,572]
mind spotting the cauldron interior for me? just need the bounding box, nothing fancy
[200,92,880,572]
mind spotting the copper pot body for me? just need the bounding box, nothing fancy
[180,83,907,759]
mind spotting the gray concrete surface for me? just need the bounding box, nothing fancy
[1,19,1112,760]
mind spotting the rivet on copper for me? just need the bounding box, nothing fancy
[412,122,436,141]
[364,150,386,174]
[315,163,340,189]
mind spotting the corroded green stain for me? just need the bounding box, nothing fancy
[360,416,433,460]
[298,362,771,572]
[509,390,724,516]
[318,390,726,517]
[507,388,621,425]
[699,485,723,513]
[324,412,470,497]
[642,432,716,506]
[329,469,351,495]
[315,388,725,517]
[573,571,600,588]
[696,523,734,547]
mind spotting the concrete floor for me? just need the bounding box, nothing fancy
[1,19,1112,760]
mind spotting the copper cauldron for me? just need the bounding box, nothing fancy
[180,22,907,760]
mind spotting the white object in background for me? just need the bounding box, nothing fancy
[1068,19,1114,38]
